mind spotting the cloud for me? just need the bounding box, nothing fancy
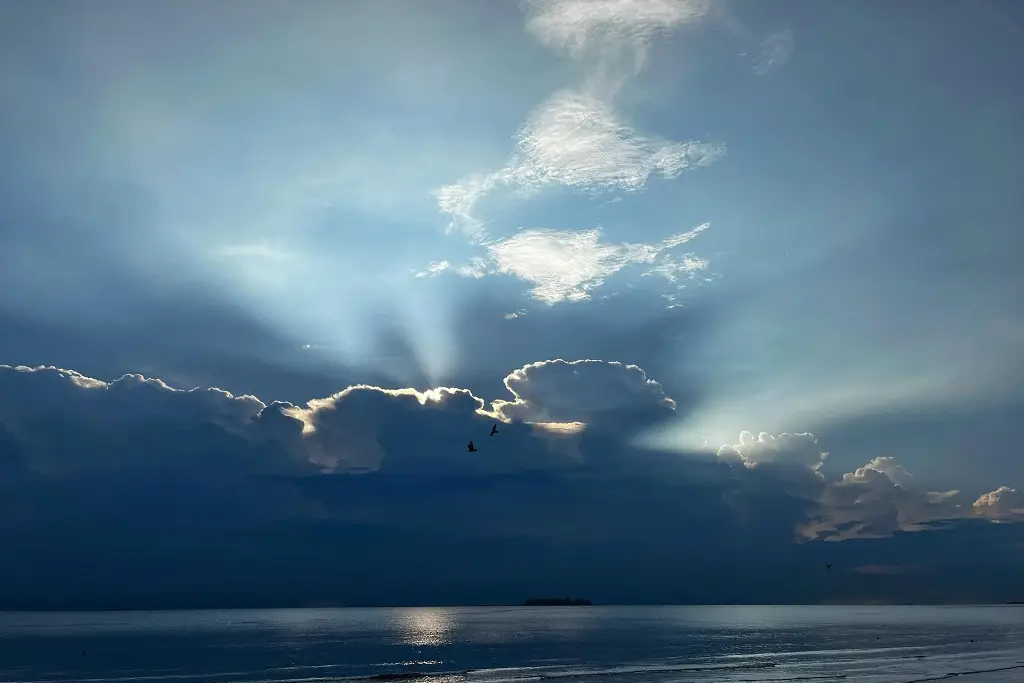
[489,228,658,304]
[508,90,721,193]
[716,432,1024,542]
[286,384,580,475]
[808,457,964,541]
[3,367,1024,607]
[7,365,1019,548]
[492,358,676,433]
[430,0,724,318]
[717,431,828,472]
[973,486,1024,519]
[523,0,712,72]
[435,0,723,241]
[717,431,830,509]
[438,90,724,237]
[751,29,794,75]
[0,365,266,432]
[422,223,710,304]
[0,364,303,476]
[414,260,455,278]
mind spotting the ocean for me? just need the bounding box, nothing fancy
[0,606,1022,683]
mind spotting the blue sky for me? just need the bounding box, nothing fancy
[1,0,1023,607]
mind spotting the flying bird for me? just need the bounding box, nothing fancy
[826,563,832,570]
[467,441,478,453]
[490,424,499,437]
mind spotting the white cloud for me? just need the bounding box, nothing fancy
[524,0,712,72]
[717,430,828,472]
[492,358,676,426]
[438,90,724,237]
[508,90,722,192]
[643,254,710,283]
[420,223,710,304]
[435,1,723,240]
[414,260,452,278]
[490,228,654,304]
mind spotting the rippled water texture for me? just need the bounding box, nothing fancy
[1,605,1022,682]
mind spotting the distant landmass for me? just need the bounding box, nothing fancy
[522,597,593,606]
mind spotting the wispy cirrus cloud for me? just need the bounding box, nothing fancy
[419,223,710,304]
[524,0,713,73]
[430,0,725,305]
[212,243,294,261]
[437,90,724,237]
[436,0,724,242]
[751,29,794,75]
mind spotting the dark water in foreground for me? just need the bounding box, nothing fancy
[1,606,1022,683]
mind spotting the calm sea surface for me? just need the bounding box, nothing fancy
[1,606,1022,683]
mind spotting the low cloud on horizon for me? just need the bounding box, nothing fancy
[2,362,1022,608]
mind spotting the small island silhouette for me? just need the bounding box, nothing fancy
[522,597,593,606]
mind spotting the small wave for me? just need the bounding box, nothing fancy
[895,662,1024,683]
[534,661,779,680]
[730,676,847,682]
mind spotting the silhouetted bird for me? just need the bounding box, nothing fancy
[490,424,499,437]
[467,441,478,452]
[826,563,832,570]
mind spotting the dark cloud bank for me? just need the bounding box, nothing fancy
[1,361,1022,610]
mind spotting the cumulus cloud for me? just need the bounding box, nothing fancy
[492,359,676,434]
[717,430,828,472]
[421,223,710,304]
[4,360,680,479]
[5,365,1021,542]
[973,486,1024,519]
[284,383,581,474]
[3,367,1024,607]
[0,365,263,425]
[717,431,829,508]
[0,364,592,478]
[716,432,1024,542]
[7,365,1019,548]
[808,457,964,541]
[0,364,302,475]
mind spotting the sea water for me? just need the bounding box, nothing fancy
[1,605,1022,682]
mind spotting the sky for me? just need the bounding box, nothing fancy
[1,0,1023,608]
